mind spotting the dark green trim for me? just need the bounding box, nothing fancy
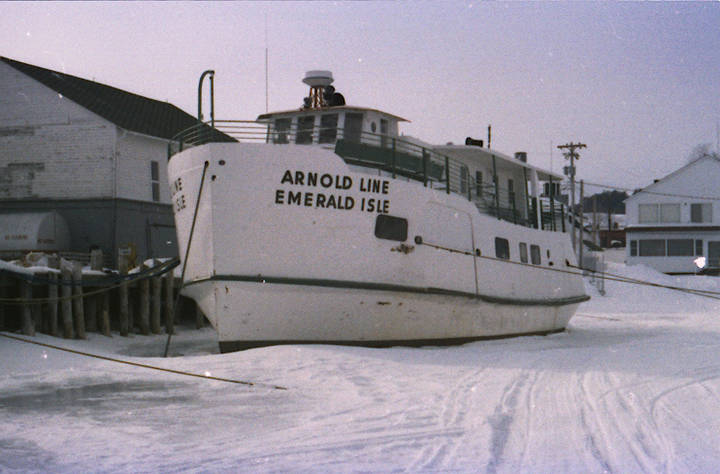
[186,274,590,307]
[219,328,566,353]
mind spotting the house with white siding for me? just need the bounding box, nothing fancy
[0,56,231,264]
[625,154,720,274]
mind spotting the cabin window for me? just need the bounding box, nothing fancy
[519,242,528,263]
[630,240,637,256]
[296,116,315,144]
[344,113,364,143]
[530,244,541,265]
[150,161,160,202]
[374,215,408,242]
[319,114,338,144]
[691,203,712,223]
[475,171,483,197]
[273,118,291,144]
[495,237,510,260]
[380,118,389,148]
[508,179,515,209]
[696,239,703,255]
[460,166,469,194]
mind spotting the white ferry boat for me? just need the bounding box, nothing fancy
[168,71,588,352]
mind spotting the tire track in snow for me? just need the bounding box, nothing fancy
[486,371,530,474]
[408,366,487,472]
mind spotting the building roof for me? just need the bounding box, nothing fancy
[1,56,231,141]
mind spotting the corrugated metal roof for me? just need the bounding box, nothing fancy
[1,56,226,141]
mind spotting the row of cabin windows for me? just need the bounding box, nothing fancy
[638,203,712,224]
[273,113,364,145]
[495,237,543,265]
[373,217,549,267]
[629,239,703,257]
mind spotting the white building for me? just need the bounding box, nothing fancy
[0,56,228,264]
[625,154,720,274]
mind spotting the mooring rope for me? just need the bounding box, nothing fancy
[417,239,720,301]
[0,332,287,390]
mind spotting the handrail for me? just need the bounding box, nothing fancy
[167,119,568,230]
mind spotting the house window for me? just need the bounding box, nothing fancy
[318,114,338,144]
[150,161,160,202]
[475,171,483,196]
[519,242,528,263]
[296,116,315,144]
[273,118,291,144]
[638,203,681,223]
[639,239,666,256]
[691,203,712,223]
[374,215,408,242]
[660,204,680,223]
[638,204,658,223]
[696,239,703,256]
[630,240,637,256]
[530,244,541,265]
[495,237,510,260]
[667,239,693,256]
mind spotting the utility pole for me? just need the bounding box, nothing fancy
[557,142,586,260]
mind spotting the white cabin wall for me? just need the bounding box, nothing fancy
[0,61,115,199]
[115,130,172,203]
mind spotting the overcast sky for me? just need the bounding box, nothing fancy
[2,1,719,193]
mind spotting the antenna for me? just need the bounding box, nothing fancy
[264,11,269,114]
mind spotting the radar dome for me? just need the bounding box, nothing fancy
[303,70,334,87]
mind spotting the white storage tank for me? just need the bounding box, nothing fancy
[0,211,70,253]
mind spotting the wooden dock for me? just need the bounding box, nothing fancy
[0,256,205,338]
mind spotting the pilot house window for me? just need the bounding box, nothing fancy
[344,113,364,143]
[273,118,291,144]
[319,114,338,144]
[296,116,315,144]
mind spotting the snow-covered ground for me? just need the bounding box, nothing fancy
[2,254,720,472]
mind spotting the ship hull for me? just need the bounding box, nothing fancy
[168,143,588,352]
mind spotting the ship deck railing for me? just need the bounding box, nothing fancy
[168,120,568,231]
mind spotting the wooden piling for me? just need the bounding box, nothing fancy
[72,264,86,339]
[163,271,174,335]
[30,282,42,333]
[85,291,98,333]
[21,280,34,336]
[47,272,59,337]
[151,273,162,334]
[139,276,150,335]
[118,254,130,337]
[61,265,73,338]
[0,274,6,331]
[100,290,111,337]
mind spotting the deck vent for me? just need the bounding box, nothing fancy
[465,137,484,147]
[515,152,527,162]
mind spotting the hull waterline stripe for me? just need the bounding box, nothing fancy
[218,329,566,353]
[185,275,590,307]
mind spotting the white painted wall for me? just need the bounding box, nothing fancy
[0,61,116,199]
[625,156,719,226]
[115,130,172,203]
